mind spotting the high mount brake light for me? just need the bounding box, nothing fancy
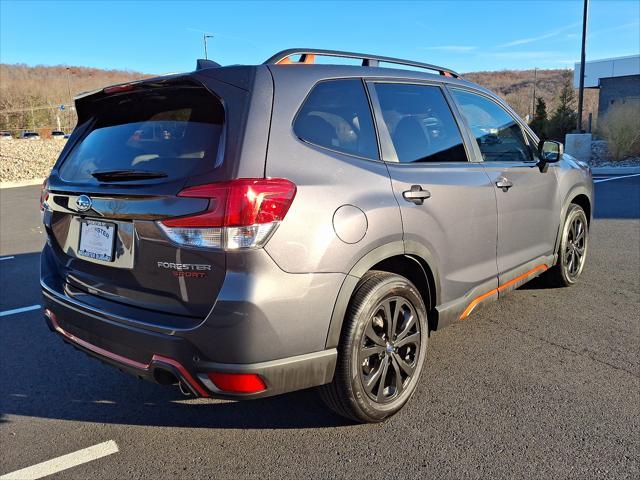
[103,84,136,94]
[159,178,296,249]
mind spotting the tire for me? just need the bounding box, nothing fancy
[320,271,429,423]
[543,203,589,287]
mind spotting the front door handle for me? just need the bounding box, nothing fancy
[495,177,513,192]
[403,185,431,205]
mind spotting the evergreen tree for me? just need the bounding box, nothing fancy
[529,97,548,139]
[548,71,578,141]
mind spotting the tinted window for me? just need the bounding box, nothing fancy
[294,79,378,160]
[59,86,224,183]
[374,83,468,163]
[451,89,533,162]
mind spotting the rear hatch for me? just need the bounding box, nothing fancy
[43,75,250,322]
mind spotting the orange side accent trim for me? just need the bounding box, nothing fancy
[459,264,548,320]
[276,54,316,65]
[459,289,498,320]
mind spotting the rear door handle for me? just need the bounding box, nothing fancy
[402,185,431,205]
[495,177,513,192]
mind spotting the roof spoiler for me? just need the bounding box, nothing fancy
[196,59,221,70]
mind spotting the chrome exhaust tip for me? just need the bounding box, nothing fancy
[178,381,193,397]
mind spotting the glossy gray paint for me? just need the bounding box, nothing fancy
[385,162,499,303]
[482,162,560,277]
[41,61,593,399]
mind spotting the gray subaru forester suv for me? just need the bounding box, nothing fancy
[41,49,593,423]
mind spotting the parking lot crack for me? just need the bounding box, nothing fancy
[487,320,640,380]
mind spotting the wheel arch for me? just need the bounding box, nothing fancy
[554,185,593,255]
[570,193,591,225]
[325,241,441,348]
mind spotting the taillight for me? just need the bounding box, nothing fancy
[40,177,49,211]
[159,178,296,249]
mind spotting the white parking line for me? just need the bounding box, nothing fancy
[0,440,119,480]
[0,305,41,317]
[594,173,640,184]
[0,256,15,261]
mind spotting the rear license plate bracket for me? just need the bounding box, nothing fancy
[78,219,117,262]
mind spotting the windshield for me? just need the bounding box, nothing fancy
[59,86,225,183]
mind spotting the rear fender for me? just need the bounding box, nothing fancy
[325,241,441,348]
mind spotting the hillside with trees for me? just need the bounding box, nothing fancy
[0,64,150,135]
[465,69,597,137]
[0,63,597,138]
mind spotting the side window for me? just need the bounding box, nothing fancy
[373,83,468,163]
[450,89,533,162]
[294,79,378,160]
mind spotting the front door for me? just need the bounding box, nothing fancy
[449,88,560,279]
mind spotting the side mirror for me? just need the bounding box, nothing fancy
[538,140,563,163]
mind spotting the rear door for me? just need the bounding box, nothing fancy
[367,81,498,307]
[43,77,251,321]
[449,88,560,278]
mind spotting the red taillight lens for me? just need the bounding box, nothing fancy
[159,178,296,250]
[103,83,136,94]
[40,177,49,211]
[164,178,296,228]
[225,178,297,226]
[162,184,228,228]
[207,372,266,394]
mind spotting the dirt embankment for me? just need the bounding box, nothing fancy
[0,140,65,182]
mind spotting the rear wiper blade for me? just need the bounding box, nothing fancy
[91,169,168,181]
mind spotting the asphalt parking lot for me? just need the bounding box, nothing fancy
[1,175,638,479]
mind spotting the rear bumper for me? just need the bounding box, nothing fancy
[42,284,337,399]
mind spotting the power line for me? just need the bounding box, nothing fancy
[0,105,73,114]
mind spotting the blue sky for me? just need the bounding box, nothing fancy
[1,0,638,73]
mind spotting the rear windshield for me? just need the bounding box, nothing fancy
[59,86,224,183]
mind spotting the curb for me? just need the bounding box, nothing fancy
[591,167,640,175]
[0,178,45,189]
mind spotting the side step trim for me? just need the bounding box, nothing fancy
[459,264,548,320]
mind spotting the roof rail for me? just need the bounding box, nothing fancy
[263,48,461,78]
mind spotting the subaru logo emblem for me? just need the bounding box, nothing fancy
[76,195,92,212]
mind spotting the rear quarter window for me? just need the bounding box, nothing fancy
[59,86,224,183]
[293,79,378,160]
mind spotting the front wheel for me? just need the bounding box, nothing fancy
[544,204,589,287]
[319,271,429,423]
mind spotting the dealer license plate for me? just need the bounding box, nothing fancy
[78,219,116,262]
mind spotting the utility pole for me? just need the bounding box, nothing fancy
[531,67,538,118]
[66,67,73,132]
[576,0,589,132]
[29,98,35,131]
[203,34,214,59]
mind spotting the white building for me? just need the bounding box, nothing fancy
[574,55,640,117]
